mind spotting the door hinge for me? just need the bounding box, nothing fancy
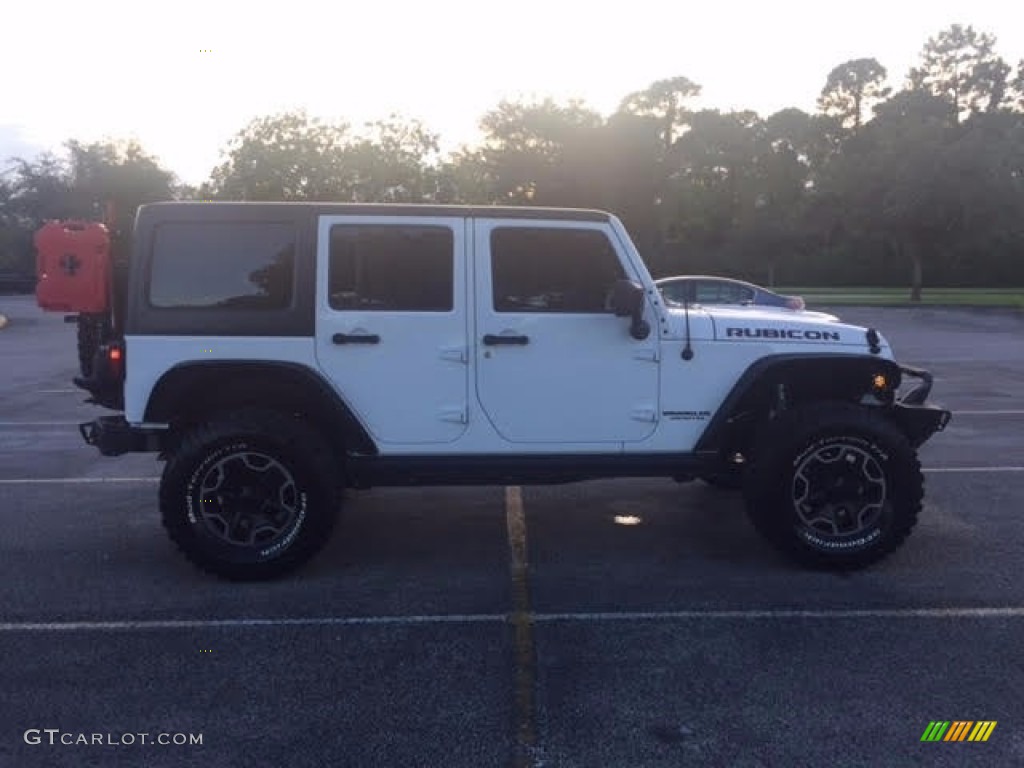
[630,407,658,422]
[632,348,660,362]
[439,346,468,363]
[439,406,468,424]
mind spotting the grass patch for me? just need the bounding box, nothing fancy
[775,287,1024,308]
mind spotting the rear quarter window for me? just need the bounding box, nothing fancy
[148,221,296,310]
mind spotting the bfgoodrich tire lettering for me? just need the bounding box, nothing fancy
[743,402,922,570]
[160,410,339,580]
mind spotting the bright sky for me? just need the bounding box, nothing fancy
[2,0,1021,185]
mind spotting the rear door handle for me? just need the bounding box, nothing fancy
[333,333,380,345]
[483,334,529,346]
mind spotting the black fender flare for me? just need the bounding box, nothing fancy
[143,360,377,455]
[695,353,904,454]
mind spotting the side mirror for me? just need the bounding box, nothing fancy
[610,279,650,340]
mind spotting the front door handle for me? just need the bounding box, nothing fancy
[483,334,529,346]
[333,333,380,345]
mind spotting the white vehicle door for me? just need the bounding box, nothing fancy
[473,220,660,444]
[314,216,469,445]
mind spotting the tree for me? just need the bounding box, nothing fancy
[669,110,765,227]
[478,98,604,206]
[0,140,177,273]
[617,76,701,156]
[0,177,32,271]
[4,153,75,224]
[818,58,890,130]
[432,149,493,204]
[65,139,178,233]
[909,25,1011,122]
[599,112,664,262]
[205,111,353,200]
[1010,60,1024,111]
[346,116,441,202]
[817,91,957,299]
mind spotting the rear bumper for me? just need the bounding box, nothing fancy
[891,364,952,447]
[80,416,164,456]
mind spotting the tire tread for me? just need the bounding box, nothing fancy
[160,409,340,580]
[743,401,923,570]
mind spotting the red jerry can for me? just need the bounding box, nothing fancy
[34,221,112,313]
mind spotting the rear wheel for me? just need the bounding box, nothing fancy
[160,410,340,580]
[743,402,922,570]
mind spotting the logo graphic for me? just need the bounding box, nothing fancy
[920,721,997,742]
[59,253,81,276]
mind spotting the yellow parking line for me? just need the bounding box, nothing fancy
[506,486,537,768]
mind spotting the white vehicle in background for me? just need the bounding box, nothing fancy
[655,275,839,321]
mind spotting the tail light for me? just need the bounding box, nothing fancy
[105,341,125,380]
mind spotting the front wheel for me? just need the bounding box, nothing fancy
[743,402,923,570]
[160,410,340,580]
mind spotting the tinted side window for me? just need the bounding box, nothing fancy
[660,281,692,303]
[491,228,626,313]
[694,281,724,304]
[722,283,755,304]
[328,225,453,312]
[149,221,295,310]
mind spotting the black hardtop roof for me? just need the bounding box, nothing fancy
[138,201,611,223]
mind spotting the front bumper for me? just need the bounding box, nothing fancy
[891,364,952,447]
[80,415,164,456]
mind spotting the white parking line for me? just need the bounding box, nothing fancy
[954,410,1024,416]
[0,615,505,632]
[0,477,159,485]
[506,485,537,765]
[1,607,1022,632]
[534,607,1024,622]
[923,467,1024,473]
[0,421,82,426]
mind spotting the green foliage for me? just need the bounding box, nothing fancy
[3,23,1022,293]
[818,58,890,130]
[909,25,1011,122]
[0,140,177,272]
[204,111,443,204]
[205,111,353,201]
[478,98,605,206]
[347,116,441,202]
[65,139,178,233]
[1011,60,1024,111]
[618,76,701,154]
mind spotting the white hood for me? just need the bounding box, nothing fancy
[663,304,893,357]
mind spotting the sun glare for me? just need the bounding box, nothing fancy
[2,0,1020,183]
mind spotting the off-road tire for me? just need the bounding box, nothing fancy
[743,402,922,570]
[160,410,340,580]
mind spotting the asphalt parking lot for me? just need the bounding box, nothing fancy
[1,295,1022,767]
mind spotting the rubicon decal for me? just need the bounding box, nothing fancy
[920,721,997,742]
[725,327,842,341]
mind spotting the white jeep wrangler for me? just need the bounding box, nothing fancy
[75,202,950,580]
